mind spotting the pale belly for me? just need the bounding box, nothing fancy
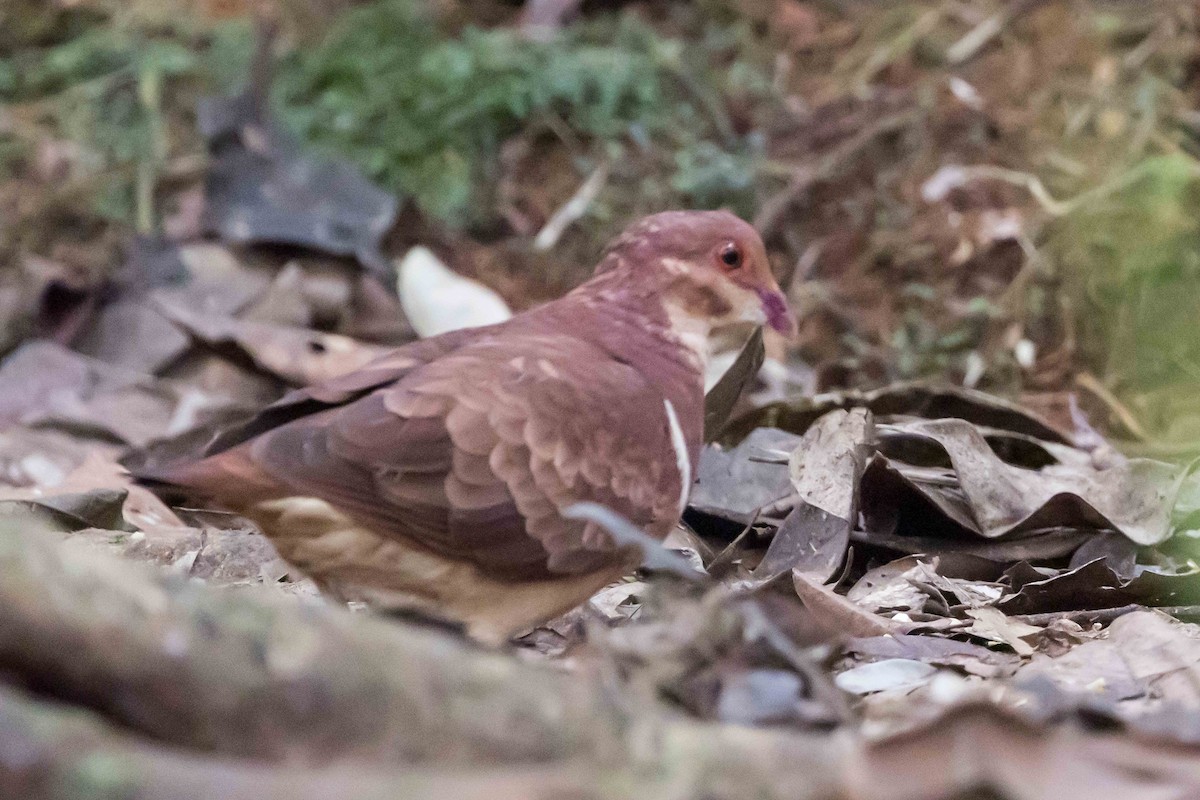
[244,496,627,643]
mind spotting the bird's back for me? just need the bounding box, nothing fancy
[143,293,704,582]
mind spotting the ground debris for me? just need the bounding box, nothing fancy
[3,2,1200,797]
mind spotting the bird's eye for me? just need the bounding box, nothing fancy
[719,243,743,269]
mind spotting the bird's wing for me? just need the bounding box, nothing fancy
[201,325,490,455]
[240,331,691,578]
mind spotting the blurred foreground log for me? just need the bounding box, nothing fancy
[0,526,604,763]
[0,518,846,799]
[0,686,607,800]
[4,518,1200,800]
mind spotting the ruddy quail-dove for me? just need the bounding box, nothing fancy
[140,210,795,640]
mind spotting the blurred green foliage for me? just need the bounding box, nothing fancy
[0,17,253,221]
[272,0,771,225]
[1054,154,1200,459]
[1,1,772,228]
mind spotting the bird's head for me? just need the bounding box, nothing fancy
[595,210,797,337]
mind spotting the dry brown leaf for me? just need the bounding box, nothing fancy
[754,408,870,582]
[1020,611,1200,717]
[964,607,1042,656]
[891,418,1176,544]
[724,382,1073,446]
[834,658,937,695]
[58,452,186,529]
[0,341,215,448]
[156,299,391,386]
[854,703,1200,800]
[71,299,192,374]
[793,570,902,637]
[846,556,929,614]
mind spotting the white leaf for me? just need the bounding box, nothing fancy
[396,247,511,338]
[835,659,937,695]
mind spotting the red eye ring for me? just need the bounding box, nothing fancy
[719,243,743,269]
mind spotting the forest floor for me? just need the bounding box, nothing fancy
[3,2,1200,798]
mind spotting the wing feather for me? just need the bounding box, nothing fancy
[183,327,698,578]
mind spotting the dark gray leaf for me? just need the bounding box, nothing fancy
[1069,532,1139,577]
[851,525,1092,563]
[704,327,763,443]
[688,427,800,526]
[755,409,872,582]
[999,557,1200,614]
[756,503,848,583]
[198,92,398,279]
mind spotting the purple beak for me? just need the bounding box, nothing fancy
[758,289,797,336]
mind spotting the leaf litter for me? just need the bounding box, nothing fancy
[613,373,1200,757]
[5,3,1200,797]
[3,171,1195,800]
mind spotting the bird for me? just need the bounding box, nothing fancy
[139,210,796,641]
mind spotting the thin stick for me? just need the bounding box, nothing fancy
[755,111,917,237]
[946,0,1048,66]
[1074,371,1149,442]
[1013,605,1200,628]
[534,162,609,251]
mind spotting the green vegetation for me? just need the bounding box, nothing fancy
[0,16,252,223]
[1,2,774,228]
[272,0,773,224]
[1053,154,1200,457]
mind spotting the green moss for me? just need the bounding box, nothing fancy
[0,1,777,233]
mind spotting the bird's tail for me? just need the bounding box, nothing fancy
[124,445,282,509]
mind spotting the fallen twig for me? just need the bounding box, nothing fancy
[1014,604,1200,628]
[1074,372,1150,442]
[533,162,609,251]
[755,111,917,238]
[946,0,1049,65]
[852,8,945,89]
[564,502,706,581]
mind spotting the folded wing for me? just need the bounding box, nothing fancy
[198,331,686,580]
